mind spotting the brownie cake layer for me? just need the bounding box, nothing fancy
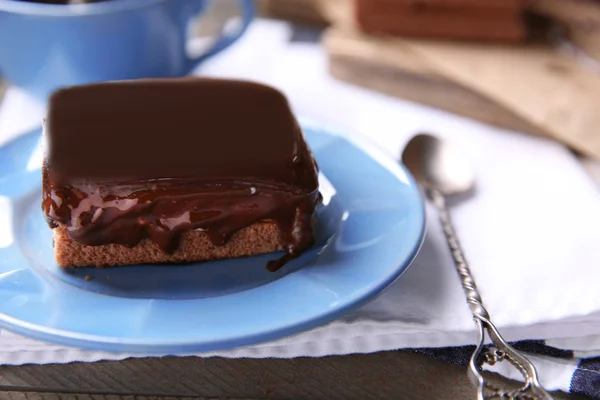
[52,222,284,268]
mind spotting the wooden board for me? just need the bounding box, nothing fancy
[325,26,600,160]
[325,29,545,135]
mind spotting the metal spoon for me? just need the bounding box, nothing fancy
[402,133,554,400]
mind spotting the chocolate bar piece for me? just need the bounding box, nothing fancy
[42,78,321,270]
[355,0,527,42]
[365,0,525,12]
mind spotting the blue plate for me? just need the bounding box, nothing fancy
[0,122,425,354]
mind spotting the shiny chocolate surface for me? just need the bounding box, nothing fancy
[42,78,320,269]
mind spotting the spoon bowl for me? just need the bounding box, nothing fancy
[402,133,475,196]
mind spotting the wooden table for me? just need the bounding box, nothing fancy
[0,352,590,400]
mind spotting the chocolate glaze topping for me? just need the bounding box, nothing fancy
[42,78,321,270]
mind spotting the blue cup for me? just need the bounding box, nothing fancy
[0,0,254,100]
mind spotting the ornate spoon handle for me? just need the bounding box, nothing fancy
[428,188,554,400]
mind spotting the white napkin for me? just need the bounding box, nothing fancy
[1,19,600,391]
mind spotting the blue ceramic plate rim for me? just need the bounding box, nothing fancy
[0,119,425,354]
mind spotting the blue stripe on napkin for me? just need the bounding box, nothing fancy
[571,357,600,399]
[511,340,574,359]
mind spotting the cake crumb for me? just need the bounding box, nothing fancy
[85,275,92,281]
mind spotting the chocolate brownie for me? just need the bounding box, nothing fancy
[42,78,321,271]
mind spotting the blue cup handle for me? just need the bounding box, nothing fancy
[184,0,254,74]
